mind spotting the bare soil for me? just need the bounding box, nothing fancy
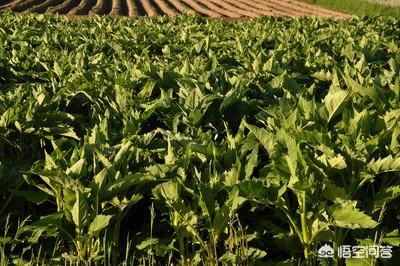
[0,0,351,19]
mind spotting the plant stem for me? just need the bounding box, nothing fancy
[112,213,122,266]
[300,192,310,265]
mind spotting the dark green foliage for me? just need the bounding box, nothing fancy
[0,12,399,265]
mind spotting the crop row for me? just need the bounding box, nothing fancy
[0,0,350,18]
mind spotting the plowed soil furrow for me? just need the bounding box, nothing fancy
[11,0,47,12]
[152,0,176,16]
[0,0,352,19]
[252,0,348,18]
[180,0,220,18]
[258,0,307,17]
[133,0,146,15]
[250,0,308,17]
[51,0,80,14]
[126,0,137,16]
[68,0,86,14]
[208,0,258,18]
[233,0,290,17]
[222,0,271,16]
[110,0,119,15]
[193,0,241,18]
[119,0,129,16]
[138,0,156,16]
[93,0,112,15]
[282,0,350,18]
[69,0,96,15]
[0,0,15,8]
[31,0,64,13]
[163,0,190,13]
[266,0,322,17]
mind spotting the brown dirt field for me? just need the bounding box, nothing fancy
[50,0,80,14]
[194,0,241,18]
[126,0,138,16]
[139,0,157,16]
[282,0,350,18]
[11,0,46,12]
[0,0,351,19]
[179,0,220,17]
[30,0,64,13]
[258,0,310,17]
[206,0,256,18]
[255,0,349,18]
[0,0,23,9]
[267,0,324,17]
[96,0,112,15]
[152,0,176,16]
[210,0,259,18]
[69,0,96,15]
[119,0,130,16]
[164,0,191,13]
[0,0,13,8]
[110,0,119,15]
[235,0,292,17]
[222,0,274,17]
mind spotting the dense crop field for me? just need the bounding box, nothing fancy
[1,12,400,266]
[0,0,350,18]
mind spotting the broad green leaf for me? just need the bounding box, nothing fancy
[108,194,142,211]
[244,146,258,179]
[213,187,246,242]
[11,190,48,204]
[368,155,400,174]
[244,121,275,156]
[382,229,400,246]
[92,147,112,168]
[238,180,280,204]
[136,238,159,250]
[164,138,175,165]
[88,215,113,237]
[104,173,153,197]
[71,190,90,235]
[53,61,62,77]
[93,168,108,191]
[311,70,332,81]
[44,150,57,170]
[153,181,180,202]
[384,109,400,129]
[219,252,236,263]
[328,155,347,170]
[323,87,349,123]
[322,184,350,203]
[66,158,85,176]
[345,258,374,266]
[113,141,131,167]
[372,185,400,213]
[329,205,378,229]
[322,183,349,202]
[22,213,64,243]
[247,247,267,260]
[224,159,241,186]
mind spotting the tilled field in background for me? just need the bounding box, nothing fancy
[0,0,350,18]
[366,0,400,5]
